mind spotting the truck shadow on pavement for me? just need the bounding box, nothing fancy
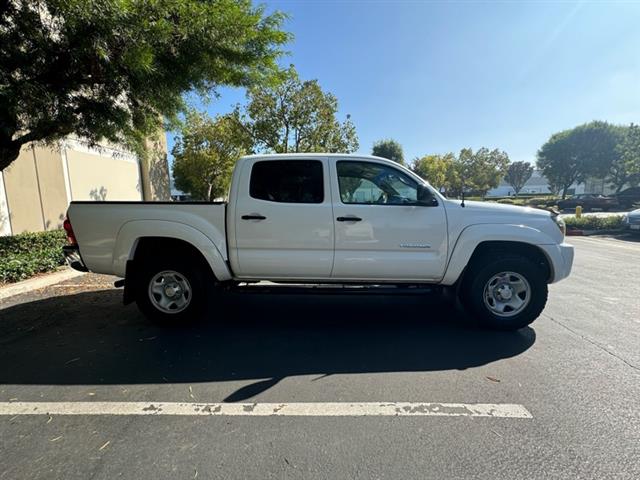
[0,289,536,401]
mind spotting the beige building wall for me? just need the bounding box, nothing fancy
[2,147,45,234]
[1,134,170,235]
[142,133,171,201]
[65,149,142,202]
[33,146,68,230]
[0,172,10,236]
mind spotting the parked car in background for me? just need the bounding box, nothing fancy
[557,194,618,212]
[623,208,640,233]
[615,187,640,209]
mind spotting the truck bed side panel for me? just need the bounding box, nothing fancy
[67,202,228,278]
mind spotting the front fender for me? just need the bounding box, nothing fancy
[112,220,232,281]
[441,223,557,285]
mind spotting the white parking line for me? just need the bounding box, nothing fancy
[0,402,532,418]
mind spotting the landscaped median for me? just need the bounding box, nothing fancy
[0,230,68,284]
[563,215,625,236]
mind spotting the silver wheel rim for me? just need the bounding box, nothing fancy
[483,271,531,318]
[148,270,192,314]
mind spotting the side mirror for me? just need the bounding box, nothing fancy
[417,184,438,206]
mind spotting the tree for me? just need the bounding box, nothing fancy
[372,139,404,165]
[411,148,508,198]
[504,161,534,196]
[243,66,358,153]
[0,0,289,171]
[456,147,510,197]
[172,110,250,201]
[610,123,640,191]
[411,153,456,191]
[537,121,621,199]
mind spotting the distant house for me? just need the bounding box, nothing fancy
[487,170,585,197]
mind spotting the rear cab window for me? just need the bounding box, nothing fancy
[250,160,324,203]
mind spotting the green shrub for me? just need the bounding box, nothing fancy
[0,230,68,283]
[563,215,625,231]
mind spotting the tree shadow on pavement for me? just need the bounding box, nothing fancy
[0,289,536,401]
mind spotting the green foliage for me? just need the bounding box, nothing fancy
[412,148,509,197]
[0,230,67,283]
[456,147,510,197]
[504,161,534,196]
[172,110,250,201]
[611,123,640,192]
[411,153,456,192]
[536,121,623,199]
[563,215,625,231]
[372,139,404,165]
[0,0,290,171]
[243,66,358,154]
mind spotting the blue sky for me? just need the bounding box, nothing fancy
[168,0,640,166]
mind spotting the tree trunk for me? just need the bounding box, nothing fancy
[562,185,569,199]
[0,142,22,172]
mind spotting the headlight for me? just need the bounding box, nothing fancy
[623,214,630,224]
[552,215,566,238]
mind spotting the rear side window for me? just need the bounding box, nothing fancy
[250,160,324,203]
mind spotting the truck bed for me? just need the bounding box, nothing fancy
[67,201,228,277]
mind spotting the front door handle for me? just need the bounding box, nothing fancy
[241,214,266,220]
[336,216,362,222]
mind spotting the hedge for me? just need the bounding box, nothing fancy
[563,215,625,231]
[0,230,68,283]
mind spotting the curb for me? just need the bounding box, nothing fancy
[0,268,85,301]
[567,228,627,237]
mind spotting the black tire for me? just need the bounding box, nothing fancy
[460,254,548,331]
[135,259,208,326]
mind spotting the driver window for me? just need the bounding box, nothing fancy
[337,161,418,205]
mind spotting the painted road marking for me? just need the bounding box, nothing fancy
[0,402,532,418]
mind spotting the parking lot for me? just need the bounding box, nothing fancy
[1,236,639,479]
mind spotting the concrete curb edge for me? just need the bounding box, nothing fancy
[0,268,85,301]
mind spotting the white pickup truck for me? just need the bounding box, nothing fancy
[64,154,574,330]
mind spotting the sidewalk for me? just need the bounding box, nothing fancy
[0,268,85,302]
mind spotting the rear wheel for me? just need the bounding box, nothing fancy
[135,260,207,325]
[461,255,548,330]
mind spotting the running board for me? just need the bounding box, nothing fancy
[229,283,442,296]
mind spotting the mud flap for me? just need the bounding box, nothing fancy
[122,260,138,305]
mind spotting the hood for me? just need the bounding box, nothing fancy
[444,199,552,218]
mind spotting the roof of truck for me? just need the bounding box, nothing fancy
[241,153,389,161]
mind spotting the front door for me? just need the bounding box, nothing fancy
[233,158,335,279]
[331,160,448,281]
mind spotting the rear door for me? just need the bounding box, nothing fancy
[330,159,448,281]
[233,157,335,279]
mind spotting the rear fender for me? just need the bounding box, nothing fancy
[113,220,232,281]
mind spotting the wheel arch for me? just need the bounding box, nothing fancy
[112,220,232,281]
[442,224,556,286]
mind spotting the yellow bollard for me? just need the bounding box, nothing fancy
[575,205,582,218]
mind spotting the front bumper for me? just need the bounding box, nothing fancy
[63,245,88,272]
[539,242,574,283]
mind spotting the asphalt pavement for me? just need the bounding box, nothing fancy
[0,235,638,479]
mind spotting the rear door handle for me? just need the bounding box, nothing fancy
[241,214,266,220]
[336,216,362,222]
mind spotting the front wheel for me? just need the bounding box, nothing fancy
[461,255,548,330]
[135,260,208,325]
